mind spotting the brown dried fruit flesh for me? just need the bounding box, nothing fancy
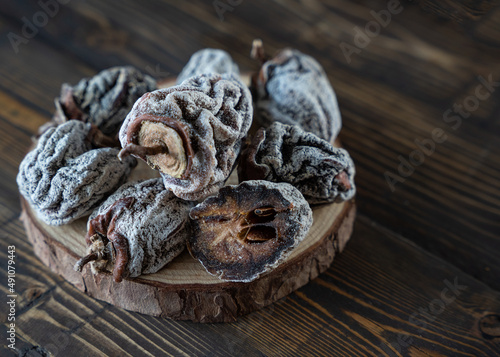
[42,66,156,138]
[238,122,356,204]
[17,120,136,225]
[251,40,341,143]
[176,48,239,85]
[188,180,313,282]
[74,178,193,283]
[119,74,253,201]
[118,114,193,179]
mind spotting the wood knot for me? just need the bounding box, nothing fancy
[22,286,47,303]
[479,314,500,339]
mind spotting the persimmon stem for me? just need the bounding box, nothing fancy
[118,143,167,161]
[74,252,100,272]
[87,124,120,148]
[251,39,268,64]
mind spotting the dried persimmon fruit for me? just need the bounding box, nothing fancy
[119,74,253,201]
[176,48,239,84]
[17,120,136,225]
[251,39,342,143]
[188,180,313,282]
[238,122,356,204]
[74,178,193,283]
[41,66,156,137]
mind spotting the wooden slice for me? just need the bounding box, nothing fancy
[20,75,357,323]
[21,194,355,323]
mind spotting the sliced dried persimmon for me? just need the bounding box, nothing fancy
[188,180,313,283]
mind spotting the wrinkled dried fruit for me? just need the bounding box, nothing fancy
[251,39,341,143]
[42,66,156,137]
[17,120,136,225]
[119,74,253,201]
[188,180,313,282]
[238,123,356,204]
[176,48,239,85]
[74,178,193,282]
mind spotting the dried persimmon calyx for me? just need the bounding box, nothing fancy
[188,180,313,283]
[74,178,193,283]
[118,73,253,201]
[41,66,157,137]
[238,122,356,204]
[118,115,192,180]
[176,48,240,84]
[17,120,136,225]
[250,40,341,143]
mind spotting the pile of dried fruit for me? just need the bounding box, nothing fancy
[18,40,356,284]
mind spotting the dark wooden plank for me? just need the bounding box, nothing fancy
[0,96,46,216]
[1,0,497,112]
[2,215,500,356]
[1,0,500,355]
[416,0,500,23]
[2,0,500,290]
[469,7,500,48]
[0,35,96,116]
[227,0,500,290]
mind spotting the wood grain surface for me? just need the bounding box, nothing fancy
[1,0,500,356]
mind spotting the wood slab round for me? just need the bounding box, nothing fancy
[21,191,355,323]
[19,75,356,323]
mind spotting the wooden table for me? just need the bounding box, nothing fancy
[1,1,500,356]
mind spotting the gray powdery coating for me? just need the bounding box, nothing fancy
[239,123,356,204]
[176,49,240,85]
[17,120,136,225]
[89,178,193,277]
[54,66,157,136]
[119,74,253,201]
[253,49,342,142]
